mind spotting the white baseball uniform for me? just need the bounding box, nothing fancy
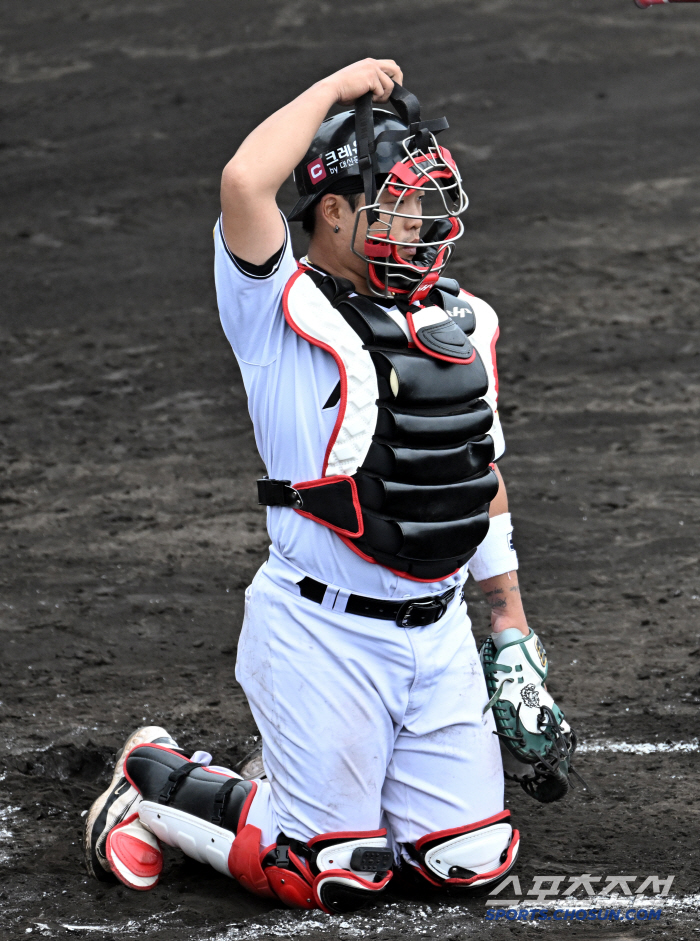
[214,214,507,858]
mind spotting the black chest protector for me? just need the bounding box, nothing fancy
[261,270,499,581]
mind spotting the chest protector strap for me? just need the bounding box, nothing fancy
[272,267,498,581]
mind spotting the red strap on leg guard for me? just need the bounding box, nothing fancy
[227,824,275,899]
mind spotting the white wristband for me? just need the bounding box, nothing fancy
[467,512,518,582]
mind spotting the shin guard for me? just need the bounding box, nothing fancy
[125,745,394,911]
[405,810,519,889]
[125,743,266,884]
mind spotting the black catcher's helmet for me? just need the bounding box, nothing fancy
[289,84,469,301]
[288,109,411,221]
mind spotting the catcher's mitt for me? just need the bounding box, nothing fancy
[480,630,579,804]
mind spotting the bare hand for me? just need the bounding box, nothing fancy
[322,58,403,105]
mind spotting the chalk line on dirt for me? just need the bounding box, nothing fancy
[577,740,699,755]
[0,804,21,864]
[52,894,700,939]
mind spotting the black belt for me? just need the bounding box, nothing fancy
[297,576,458,628]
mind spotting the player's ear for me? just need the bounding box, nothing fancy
[318,193,343,231]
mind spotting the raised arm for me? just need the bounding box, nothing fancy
[220,59,403,265]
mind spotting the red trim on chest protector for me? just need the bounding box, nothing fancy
[283,266,347,477]
[282,265,466,584]
[336,532,461,583]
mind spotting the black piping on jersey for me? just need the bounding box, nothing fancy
[218,211,289,280]
[323,381,342,410]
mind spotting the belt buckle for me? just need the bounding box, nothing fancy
[396,597,447,628]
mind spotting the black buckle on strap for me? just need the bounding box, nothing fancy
[158,762,202,805]
[395,594,450,628]
[211,777,240,826]
[257,477,303,509]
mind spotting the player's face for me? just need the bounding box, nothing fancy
[376,187,424,260]
[352,188,424,261]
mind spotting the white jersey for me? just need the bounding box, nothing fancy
[214,215,505,600]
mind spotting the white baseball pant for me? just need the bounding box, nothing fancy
[235,564,504,858]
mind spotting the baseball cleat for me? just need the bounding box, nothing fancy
[84,726,180,881]
[106,813,164,890]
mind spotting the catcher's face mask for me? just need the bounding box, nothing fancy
[352,138,467,300]
[351,84,468,301]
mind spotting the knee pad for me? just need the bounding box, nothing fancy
[405,810,519,889]
[252,831,394,914]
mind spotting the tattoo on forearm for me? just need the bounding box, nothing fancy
[485,588,507,609]
[484,583,520,610]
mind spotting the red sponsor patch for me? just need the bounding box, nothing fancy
[307,157,326,185]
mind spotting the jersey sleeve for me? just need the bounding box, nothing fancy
[464,291,505,460]
[214,212,298,367]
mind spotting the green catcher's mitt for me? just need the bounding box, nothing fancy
[480,630,578,804]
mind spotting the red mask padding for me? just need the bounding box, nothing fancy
[385,146,459,195]
[365,216,460,301]
[351,137,467,301]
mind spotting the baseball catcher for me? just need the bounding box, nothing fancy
[84,59,577,914]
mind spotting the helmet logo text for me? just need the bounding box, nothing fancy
[307,157,326,185]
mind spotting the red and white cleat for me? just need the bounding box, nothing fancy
[83,726,180,881]
[106,813,164,890]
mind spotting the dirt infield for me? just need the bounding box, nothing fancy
[1,0,699,938]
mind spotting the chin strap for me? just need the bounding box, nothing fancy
[355,91,379,227]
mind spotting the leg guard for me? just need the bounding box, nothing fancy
[125,743,393,912]
[124,744,266,887]
[404,810,519,889]
[259,831,393,914]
